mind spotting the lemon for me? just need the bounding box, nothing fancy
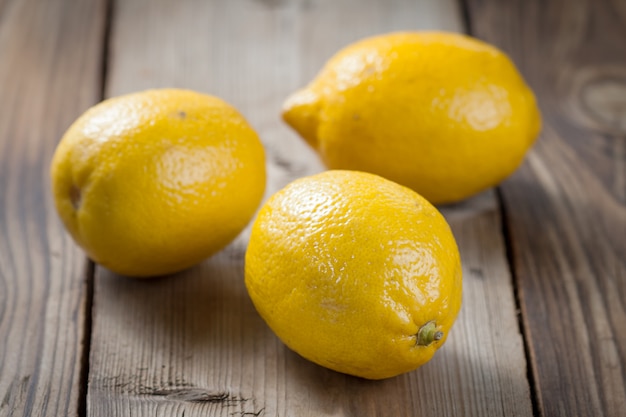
[245,170,462,379]
[283,31,541,204]
[51,89,266,277]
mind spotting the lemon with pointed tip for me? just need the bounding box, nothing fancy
[51,89,266,277]
[283,31,541,204]
[245,170,462,379]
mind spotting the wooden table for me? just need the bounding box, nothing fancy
[1,0,624,416]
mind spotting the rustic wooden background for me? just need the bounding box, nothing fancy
[0,0,624,416]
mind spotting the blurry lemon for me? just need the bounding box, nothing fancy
[245,170,462,379]
[51,89,266,277]
[283,31,541,204]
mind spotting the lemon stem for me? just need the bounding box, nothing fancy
[70,185,82,210]
[416,321,443,346]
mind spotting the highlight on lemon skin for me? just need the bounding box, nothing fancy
[282,31,542,205]
[50,88,266,277]
[244,170,462,380]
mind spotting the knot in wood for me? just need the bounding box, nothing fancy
[569,66,626,135]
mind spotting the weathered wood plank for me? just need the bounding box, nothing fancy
[88,0,533,416]
[0,0,107,415]
[464,0,626,416]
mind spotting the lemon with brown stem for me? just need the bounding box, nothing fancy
[51,89,266,277]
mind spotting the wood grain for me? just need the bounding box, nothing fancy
[87,0,533,416]
[464,0,626,416]
[0,0,107,415]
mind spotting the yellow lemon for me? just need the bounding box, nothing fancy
[245,170,462,379]
[51,89,266,277]
[283,31,541,204]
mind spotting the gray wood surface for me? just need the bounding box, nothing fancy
[86,1,532,416]
[0,0,106,415]
[465,0,626,416]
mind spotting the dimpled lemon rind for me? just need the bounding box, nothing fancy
[245,170,462,379]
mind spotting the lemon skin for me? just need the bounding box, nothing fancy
[283,31,541,204]
[51,89,266,277]
[245,170,462,379]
